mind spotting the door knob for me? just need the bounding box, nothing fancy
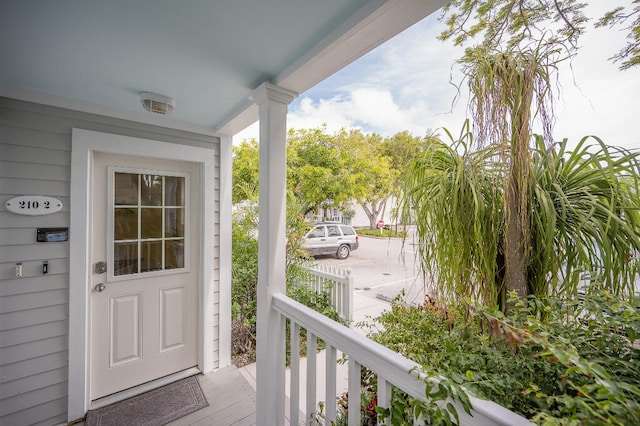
[94,283,106,292]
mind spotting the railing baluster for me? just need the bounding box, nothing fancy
[346,269,353,322]
[290,322,300,426]
[378,377,392,425]
[277,311,286,424]
[306,332,317,425]
[325,345,337,424]
[348,357,360,426]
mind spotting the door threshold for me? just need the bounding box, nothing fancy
[89,367,201,410]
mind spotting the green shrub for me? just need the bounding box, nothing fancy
[369,291,640,425]
[231,206,259,357]
[357,228,407,238]
[231,200,343,364]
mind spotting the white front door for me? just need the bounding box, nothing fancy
[90,152,199,400]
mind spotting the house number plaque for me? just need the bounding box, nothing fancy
[5,195,63,216]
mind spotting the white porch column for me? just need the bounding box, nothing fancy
[252,82,298,425]
[218,135,233,369]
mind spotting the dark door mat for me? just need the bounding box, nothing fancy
[86,375,208,426]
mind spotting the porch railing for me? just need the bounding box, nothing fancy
[303,264,353,322]
[271,292,533,426]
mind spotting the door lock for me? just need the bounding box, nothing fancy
[94,283,106,292]
[95,261,107,274]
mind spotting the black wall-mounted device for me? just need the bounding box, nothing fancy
[37,227,69,242]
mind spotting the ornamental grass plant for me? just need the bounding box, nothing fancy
[401,130,640,310]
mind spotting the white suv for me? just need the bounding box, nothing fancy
[303,223,359,259]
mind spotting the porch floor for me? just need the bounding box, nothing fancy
[167,366,257,426]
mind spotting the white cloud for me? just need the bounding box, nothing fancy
[288,96,354,132]
[234,1,640,151]
[552,4,640,150]
[288,88,434,137]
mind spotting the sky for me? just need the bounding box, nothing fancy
[233,1,639,151]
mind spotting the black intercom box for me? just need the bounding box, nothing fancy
[37,227,69,242]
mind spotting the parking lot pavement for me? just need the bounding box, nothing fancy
[312,231,433,330]
[351,292,388,332]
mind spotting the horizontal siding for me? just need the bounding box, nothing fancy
[0,274,68,297]
[0,126,71,151]
[1,336,68,367]
[0,142,71,166]
[2,397,67,426]
[0,97,221,425]
[0,289,68,314]
[0,320,68,348]
[0,223,68,246]
[0,178,69,197]
[0,305,68,332]
[0,243,69,265]
[0,260,68,282]
[0,161,70,182]
[0,367,68,400]
[0,351,68,384]
[0,101,222,150]
[0,381,67,415]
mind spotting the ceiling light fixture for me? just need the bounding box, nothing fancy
[139,92,175,115]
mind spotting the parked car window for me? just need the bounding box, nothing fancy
[327,225,340,237]
[340,225,355,236]
[308,225,326,238]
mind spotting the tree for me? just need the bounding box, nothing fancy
[381,131,435,174]
[597,0,640,70]
[233,127,398,228]
[287,127,357,216]
[439,0,588,53]
[440,0,625,305]
[400,0,640,309]
[334,129,397,229]
[232,138,259,204]
[402,126,640,309]
[232,128,355,214]
[463,46,558,301]
[381,131,438,227]
[440,0,640,70]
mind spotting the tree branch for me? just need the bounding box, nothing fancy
[553,0,575,31]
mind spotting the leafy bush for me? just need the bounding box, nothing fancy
[312,366,380,426]
[356,228,407,238]
[231,205,259,359]
[369,291,640,425]
[231,198,343,364]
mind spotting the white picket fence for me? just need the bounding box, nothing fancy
[303,263,353,322]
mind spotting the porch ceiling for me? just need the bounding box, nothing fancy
[0,0,444,136]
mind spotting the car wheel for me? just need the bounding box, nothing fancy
[336,244,350,259]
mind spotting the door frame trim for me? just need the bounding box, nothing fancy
[68,129,217,420]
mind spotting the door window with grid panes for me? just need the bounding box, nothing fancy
[108,168,189,280]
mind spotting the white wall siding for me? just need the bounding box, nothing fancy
[0,97,222,425]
